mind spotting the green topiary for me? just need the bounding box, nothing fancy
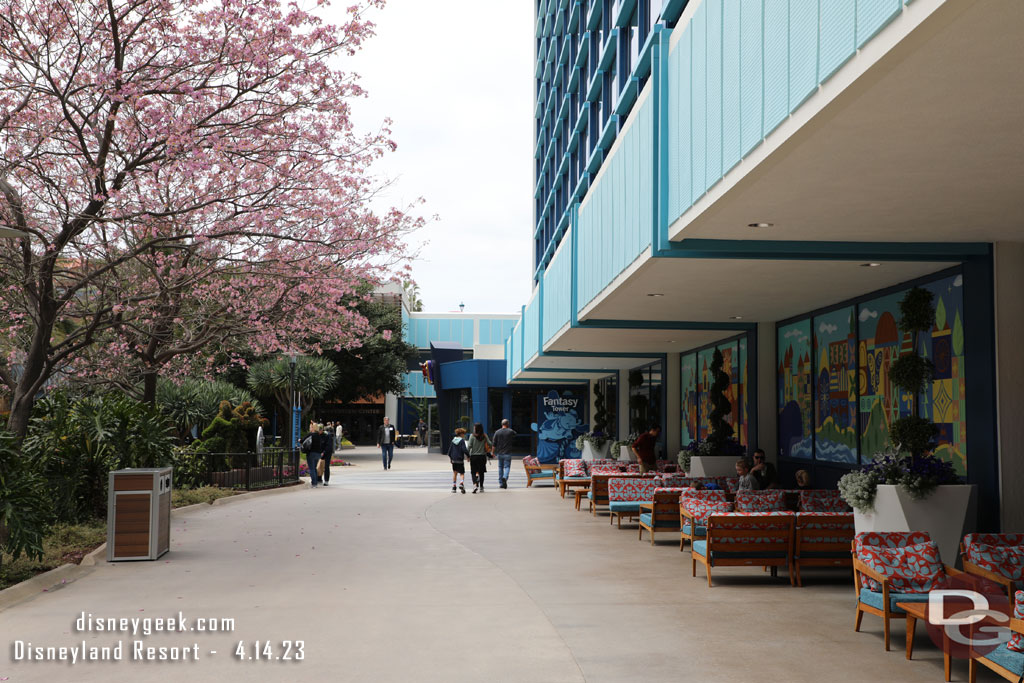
[706,348,734,455]
[888,354,935,395]
[889,415,940,458]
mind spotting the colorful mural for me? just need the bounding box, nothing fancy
[813,306,857,464]
[778,319,812,460]
[739,338,748,447]
[857,290,911,461]
[918,274,967,474]
[680,353,698,447]
[683,336,749,450]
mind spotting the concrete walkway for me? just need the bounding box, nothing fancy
[1,447,1000,682]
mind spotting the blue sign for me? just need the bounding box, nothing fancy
[531,390,588,463]
[292,406,302,450]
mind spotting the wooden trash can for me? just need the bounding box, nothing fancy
[107,467,173,561]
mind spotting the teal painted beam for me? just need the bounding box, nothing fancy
[578,319,755,331]
[544,350,661,358]
[655,239,988,262]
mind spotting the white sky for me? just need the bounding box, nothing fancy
[337,0,536,315]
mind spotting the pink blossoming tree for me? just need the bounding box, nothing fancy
[0,0,421,437]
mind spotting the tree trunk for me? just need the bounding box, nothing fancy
[142,371,158,406]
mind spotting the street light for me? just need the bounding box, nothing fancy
[289,353,297,452]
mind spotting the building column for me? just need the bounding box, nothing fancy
[666,353,681,461]
[618,369,631,441]
[756,322,778,462]
[995,242,1024,531]
[385,392,399,424]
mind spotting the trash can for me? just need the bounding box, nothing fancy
[107,467,172,561]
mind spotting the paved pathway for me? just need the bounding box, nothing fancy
[0,447,1001,682]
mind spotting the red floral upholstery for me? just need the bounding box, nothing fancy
[799,489,848,513]
[680,488,728,502]
[854,531,932,590]
[657,474,691,488]
[964,533,1024,583]
[591,459,618,466]
[591,465,623,475]
[859,541,946,593]
[608,477,660,502]
[735,489,786,513]
[625,464,641,473]
[1010,591,1023,652]
[682,499,735,525]
[562,459,588,477]
[706,512,794,545]
[795,512,855,544]
[523,456,539,467]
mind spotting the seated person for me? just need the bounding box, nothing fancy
[794,469,812,490]
[751,448,778,489]
[735,457,760,491]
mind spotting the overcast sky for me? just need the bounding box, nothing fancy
[337,0,536,315]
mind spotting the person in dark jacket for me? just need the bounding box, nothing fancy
[377,417,397,470]
[491,419,516,489]
[467,422,492,493]
[320,424,334,486]
[448,428,469,494]
[303,427,323,488]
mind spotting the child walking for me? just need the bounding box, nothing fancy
[448,427,469,494]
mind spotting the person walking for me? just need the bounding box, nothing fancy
[417,418,427,447]
[630,424,662,474]
[302,424,323,488]
[377,416,397,470]
[448,427,469,494]
[492,419,516,489]
[320,423,334,486]
[335,422,345,449]
[467,422,492,494]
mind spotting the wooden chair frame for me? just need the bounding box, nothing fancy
[852,545,965,651]
[961,542,1018,604]
[638,490,683,545]
[589,473,641,515]
[524,461,557,487]
[969,617,1024,682]
[692,514,795,587]
[792,514,854,587]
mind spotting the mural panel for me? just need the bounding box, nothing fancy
[680,353,698,447]
[813,306,857,463]
[697,346,715,441]
[532,390,588,463]
[917,274,967,474]
[857,291,909,461]
[778,319,812,459]
[739,338,749,447]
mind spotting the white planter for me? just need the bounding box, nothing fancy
[853,484,974,566]
[581,440,611,461]
[689,456,738,478]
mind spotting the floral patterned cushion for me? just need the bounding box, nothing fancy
[591,459,617,466]
[682,499,734,525]
[1009,591,1024,652]
[680,488,728,502]
[799,489,848,513]
[625,464,641,473]
[523,456,539,467]
[705,512,794,546]
[735,490,786,513]
[854,531,933,589]
[657,475,691,488]
[795,512,855,545]
[608,478,660,502]
[968,544,1024,582]
[860,541,946,593]
[563,459,588,477]
[964,534,1024,582]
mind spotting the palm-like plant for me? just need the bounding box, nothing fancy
[247,357,339,446]
[156,378,262,441]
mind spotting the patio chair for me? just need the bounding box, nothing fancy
[792,513,854,586]
[692,512,795,587]
[638,488,687,544]
[680,497,734,551]
[608,477,660,528]
[523,456,556,487]
[961,533,1024,603]
[969,590,1023,682]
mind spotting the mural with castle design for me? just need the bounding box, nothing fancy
[778,271,967,474]
[680,336,748,449]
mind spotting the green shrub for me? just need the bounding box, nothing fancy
[1,520,105,590]
[171,486,239,508]
[21,391,175,522]
[0,431,53,567]
[170,442,210,489]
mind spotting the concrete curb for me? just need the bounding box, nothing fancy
[0,543,106,612]
[1,484,303,611]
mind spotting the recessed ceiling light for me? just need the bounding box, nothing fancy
[748,222,774,228]
[861,262,882,267]
[730,316,743,320]
[646,293,665,297]
[667,340,677,343]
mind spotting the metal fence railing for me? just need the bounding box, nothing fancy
[205,448,300,490]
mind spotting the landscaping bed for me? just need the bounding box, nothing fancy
[0,521,106,591]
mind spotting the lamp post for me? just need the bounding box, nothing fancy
[289,353,297,452]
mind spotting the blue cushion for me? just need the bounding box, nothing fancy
[563,476,590,481]
[638,513,676,529]
[587,491,593,500]
[691,540,784,562]
[532,471,554,478]
[983,644,1024,676]
[858,588,931,613]
[682,523,707,537]
[609,502,641,513]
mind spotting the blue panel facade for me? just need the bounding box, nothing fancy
[857,0,902,48]
[789,0,819,110]
[819,1,857,82]
[739,0,764,157]
[543,237,573,344]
